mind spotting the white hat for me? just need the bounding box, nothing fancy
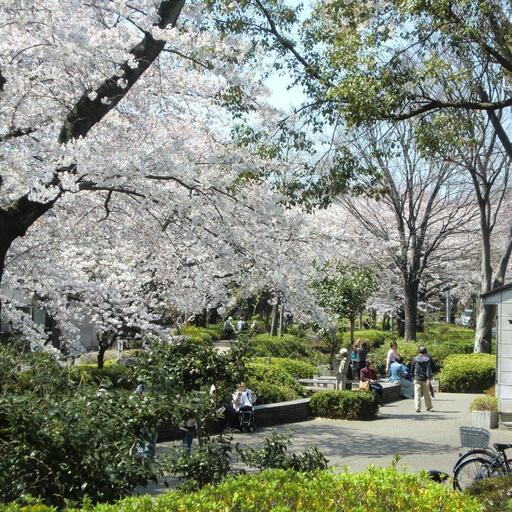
[339,348,348,356]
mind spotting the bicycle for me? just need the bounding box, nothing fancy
[452,442,512,490]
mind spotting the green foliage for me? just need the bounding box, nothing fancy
[352,329,389,349]
[369,334,474,375]
[237,430,328,472]
[0,339,248,506]
[251,333,310,358]
[246,361,305,397]
[311,262,379,323]
[467,474,512,512]
[248,381,300,405]
[131,338,246,398]
[181,325,221,344]
[253,357,317,378]
[470,395,498,412]
[309,390,379,420]
[168,437,233,491]
[8,466,481,512]
[71,363,132,389]
[0,387,164,507]
[440,354,496,393]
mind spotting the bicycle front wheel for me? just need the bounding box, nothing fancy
[453,457,493,491]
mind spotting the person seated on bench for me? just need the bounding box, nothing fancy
[388,356,414,399]
[359,360,383,399]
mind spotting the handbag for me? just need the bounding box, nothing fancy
[359,380,370,392]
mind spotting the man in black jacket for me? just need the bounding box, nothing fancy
[411,346,433,413]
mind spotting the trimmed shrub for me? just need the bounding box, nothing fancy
[440,354,496,392]
[182,325,221,344]
[253,357,317,378]
[249,381,301,404]
[309,390,379,420]
[246,362,305,396]
[1,467,480,512]
[251,334,309,358]
[467,473,512,512]
[352,329,389,349]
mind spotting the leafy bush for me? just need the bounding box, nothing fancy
[71,362,132,389]
[467,473,512,512]
[0,388,164,506]
[352,329,389,349]
[237,430,328,472]
[0,339,248,506]
[470,395,498,412]
[249,381,301,404]
[168,437,232,491]
[182,325,221,344]
[246,362,305,395]
[253,357,317,378]
[0,467,482,512]
[440,354,496,392]
[309,390,379,420]
[251,333,310,358]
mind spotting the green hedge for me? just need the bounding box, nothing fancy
[249,381,301,404]
[0,467,481,512]
[251,334,310,358]
[182,325,222,344]
[253,357,317,378]
[467,473,512,512]
[309,390,379,420]
[440,354,496,392]
[352,329,390,349]
[246,362,305,394]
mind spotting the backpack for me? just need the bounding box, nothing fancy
[346,362,354,381]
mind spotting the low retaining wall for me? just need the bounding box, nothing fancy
[157,382,403,441]
[253,398,311,427]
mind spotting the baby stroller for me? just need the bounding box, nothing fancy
[237,405,256,432]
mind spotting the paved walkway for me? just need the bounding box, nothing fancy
[145,392,512,495]
[226,392,512,474]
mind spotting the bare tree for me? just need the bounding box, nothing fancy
[340,123,477,340]
[446,111,512,352]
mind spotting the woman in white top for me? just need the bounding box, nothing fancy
[385,341,399,375]
[232,382,256,411]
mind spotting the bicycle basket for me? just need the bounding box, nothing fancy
[459,426,490,448]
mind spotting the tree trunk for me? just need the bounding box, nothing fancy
[278,303,284,337]
[0,241,9,322]
[403,280,418,341]
[396,309,404,337]
[270,301,279,336]
[349,317,355,345]
[474,300,494,353]
[474,224,494,352]
[97,343,108,369]
[329,324,337,370]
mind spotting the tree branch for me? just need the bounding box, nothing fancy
[58,0,186,143]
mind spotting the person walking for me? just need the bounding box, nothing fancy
[411,346,433,413]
